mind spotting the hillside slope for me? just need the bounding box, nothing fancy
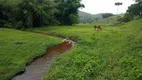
[31,19,142,80]
[78,11,94,23]
[78,11,124,24]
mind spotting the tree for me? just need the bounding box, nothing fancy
[120,0,142,22]
[135,0,141,2]
[54,0,84,25]
[0,0,17,27]
[16,0,57,29]
[0,0,85,29]
[126,1,142,17]
[101,13,114,18]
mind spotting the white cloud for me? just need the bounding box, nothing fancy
[79,0,135,14]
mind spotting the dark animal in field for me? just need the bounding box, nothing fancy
[94,25,102,30]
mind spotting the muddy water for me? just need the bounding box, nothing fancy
[12,40,72,80]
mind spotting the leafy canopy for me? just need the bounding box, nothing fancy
[0,0,84,29]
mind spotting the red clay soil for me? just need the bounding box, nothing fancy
[12,41,72,80]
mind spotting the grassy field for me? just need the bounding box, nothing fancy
[31,20,142,80]
[0,28,61,80]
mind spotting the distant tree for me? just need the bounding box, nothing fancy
[101,13,114,18]
[120,0,142,22]
[135,0,141,2]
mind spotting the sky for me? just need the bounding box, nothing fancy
[79,0,135,14]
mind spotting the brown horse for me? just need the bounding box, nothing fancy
[94,25,102,30]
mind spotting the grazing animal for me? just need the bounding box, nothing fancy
[94,25,102,30]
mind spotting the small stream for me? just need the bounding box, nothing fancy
[12,40,73,80]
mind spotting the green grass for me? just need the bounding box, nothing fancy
[0,28,61,80]
[31,20,142,80]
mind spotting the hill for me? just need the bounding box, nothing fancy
[93,15,124,24]
[93,13,103,18]
[78,11,124,24]
[78,11,94,23]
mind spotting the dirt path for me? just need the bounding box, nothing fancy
[12,41,72,80]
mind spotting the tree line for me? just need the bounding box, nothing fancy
[0,0,84,29]
[119,0,142,22]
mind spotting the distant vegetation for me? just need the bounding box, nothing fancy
[78,11,123,24]
[78,11,94,23]
[0,0,84,29]
[93,14,124,24]
[119,0,142,22]
[79,0,142,24]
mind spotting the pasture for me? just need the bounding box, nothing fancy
[31,19,142,80]
[0,19,142,80]
[0,28,60,80]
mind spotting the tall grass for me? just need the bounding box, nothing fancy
[32,19,142,80]
[0,28,61,80]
